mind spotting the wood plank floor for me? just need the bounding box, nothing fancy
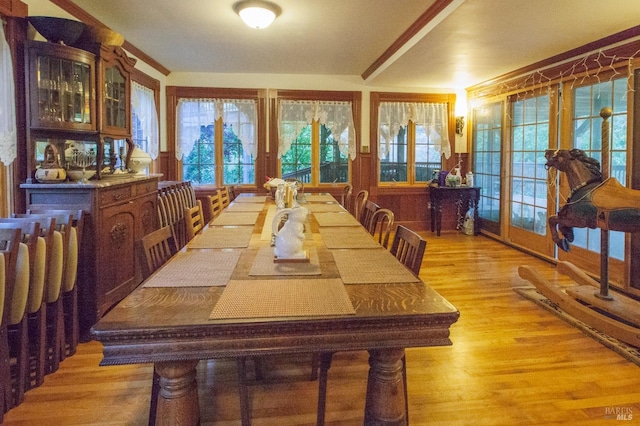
[4,232,640,425]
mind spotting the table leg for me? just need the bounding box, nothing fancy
[364,348,406,426]
[154,360,200,426]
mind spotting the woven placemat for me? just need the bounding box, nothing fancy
[187,226,253,249]
[226,202,265,212]
[211,211,260,226]
[210,278,355,320]
[314,212,361,227]
[320,227,381,249]
[305,194,336,203]
[143,249,240,287]
[250,246,321,276]
[332,248,421,284]
[307,203,346,213]
[233,195,267,203]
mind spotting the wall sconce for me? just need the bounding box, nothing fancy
[233,0,282,29]
[455,116,465,135]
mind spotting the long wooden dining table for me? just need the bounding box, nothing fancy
[91,193,459,425]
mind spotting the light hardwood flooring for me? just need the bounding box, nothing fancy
[4,232,640,425]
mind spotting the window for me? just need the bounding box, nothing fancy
[571,77,627,259]
[510,93,551,235]
[178,98,257,186]
[472,102,502,231]
[377,102,450,184]
[278,98,356,185]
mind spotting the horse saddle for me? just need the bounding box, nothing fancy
[591,177,640,231]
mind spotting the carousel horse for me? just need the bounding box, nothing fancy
[545,148,640,252]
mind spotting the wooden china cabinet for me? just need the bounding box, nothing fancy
[20,39,157,335]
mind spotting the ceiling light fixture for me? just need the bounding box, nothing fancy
[233,0,281,29]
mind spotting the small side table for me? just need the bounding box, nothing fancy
[429,185,480,236]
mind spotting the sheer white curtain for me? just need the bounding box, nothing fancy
[0,22,16,165]
[131,81,159,159]
[176,98,257,160]
[378,102,450,159]
[278,100,356,160]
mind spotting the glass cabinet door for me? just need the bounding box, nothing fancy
[29,42,95,131]
[104,65,127,130]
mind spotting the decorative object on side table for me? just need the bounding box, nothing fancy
[128,146,152,175]
[35,144,66,183]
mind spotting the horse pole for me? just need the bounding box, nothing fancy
[597,107,613,300]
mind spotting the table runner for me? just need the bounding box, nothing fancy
[320,227,381,249]
[143,249,240,287]
[187,226,253,249]
[226,202,265,212]
[306,203,346,213]
[233,195,267,203]
[211,211,260,226]
[210,278,355,320]
[314,212,361,227]
[250,246,321,276]
[305,194,336,203]
[332,248,421,284]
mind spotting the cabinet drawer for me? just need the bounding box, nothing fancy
[100,186,132,205]
[134,180,157,196]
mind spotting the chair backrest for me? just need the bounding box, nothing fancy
[26,208,84,252]
[360,199,380,229]
[368,208,395,249]
[139,225,178,279]
[390,225,427,277]
[206,190,223,222]
[219,187,231,208]
[0,228,21,327]
[352,189,368,220]
[341,184,353,210]
[184,200,205,241]
[0,221,40,321]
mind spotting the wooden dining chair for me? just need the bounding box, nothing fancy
[0,222,37,409]
[390,225,427,277]
[184,200,205,241]
[368,208,395,249]
[359,199,380,230]
[390,224,427,422]
[351,189,368,220]
[0,228,22,420]
[139,226,178,280]
[27,208,84,357]
[13,213,71,375]
[340,184,352,210]
[219,186,231,209]
[205,190,223,222]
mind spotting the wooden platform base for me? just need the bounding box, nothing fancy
[518,264,640,348]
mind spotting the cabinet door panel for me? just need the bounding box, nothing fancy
[97,204,136,315]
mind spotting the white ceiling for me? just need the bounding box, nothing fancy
[30,0,640,90]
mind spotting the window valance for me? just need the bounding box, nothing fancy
[132,82,160,160]
[278,100,356,160]
[378,102,450,159]
[177,98,257,160]
[0,23,16,165]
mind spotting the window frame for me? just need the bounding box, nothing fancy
[169,87,264,187]
[370,92,456,187]
[273,90,361,188]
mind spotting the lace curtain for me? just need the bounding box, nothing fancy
[176,98,257,160]
[0,22,16,165]
[378,102,450,159]
[278,100,356,160]
[131,82,159,159]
